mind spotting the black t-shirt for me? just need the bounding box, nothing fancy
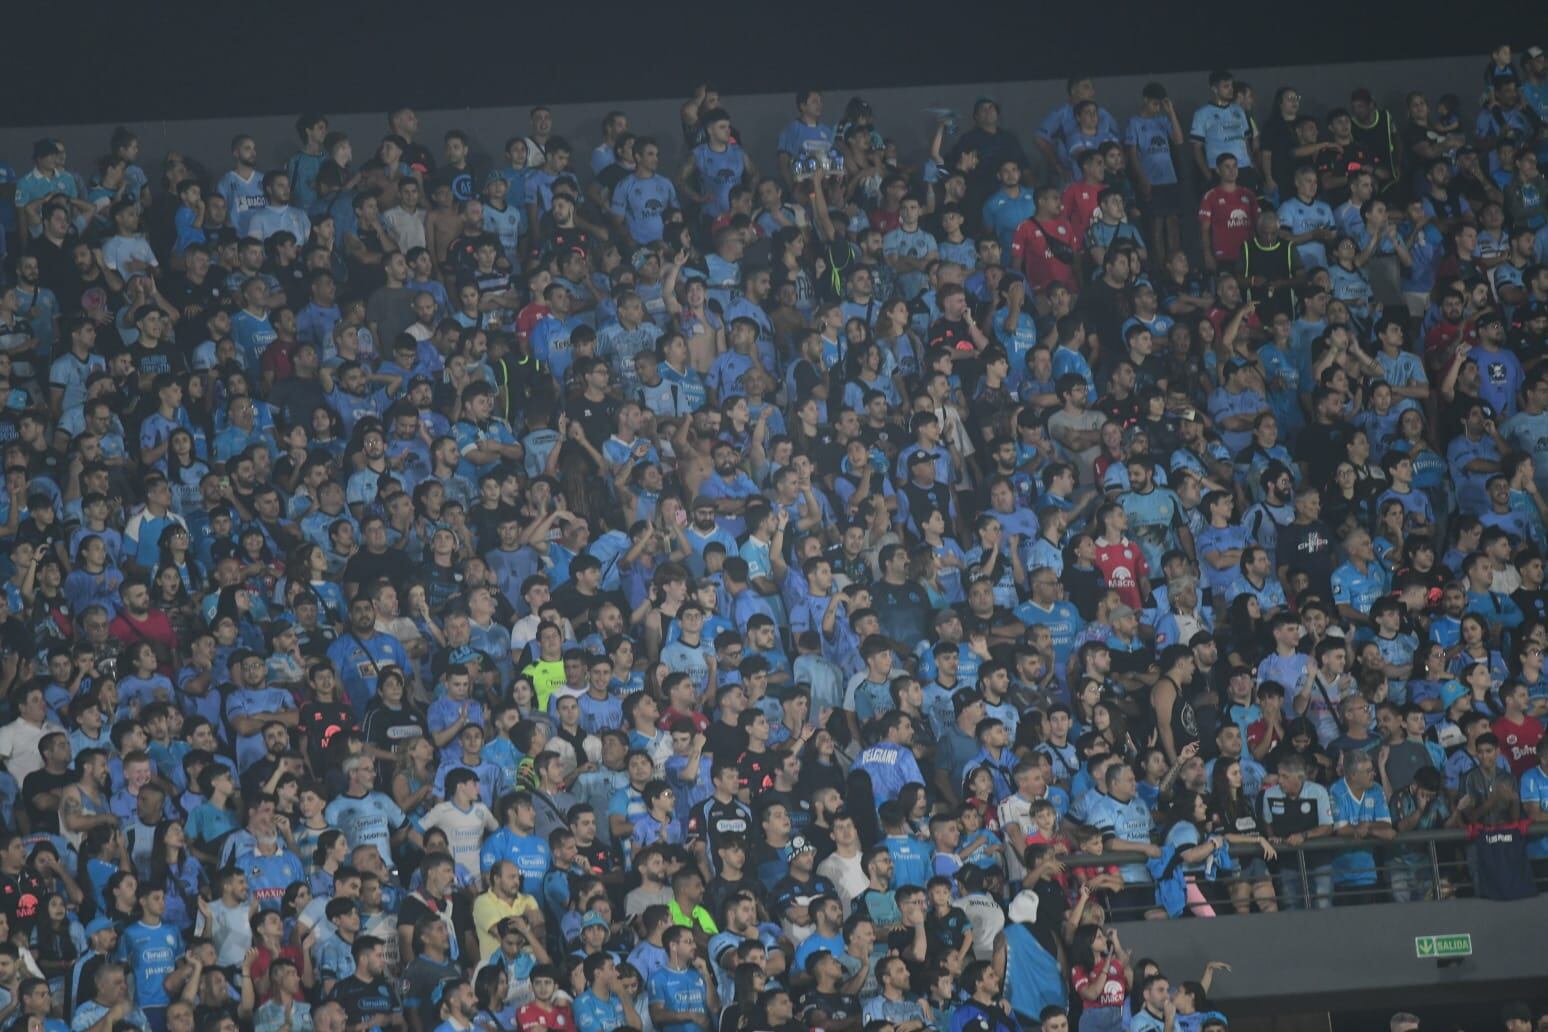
[329,973,402,1026]
[298,700,355,767]
[736,748,779,800]
[799,989,861,1025]
[131,340,187,387]
[1276,519,1337,602]
[1514,586,1548,625]
[397,891,471,956]
[342,547,404,591]
[1079,277,1130,355]
[704,719,749,766]
[566,394,620,452]
[857,419,907,456]
[0,869,48,938]
[926,316,973,353]
[360,699,427,754]
[1294,419,1353,487]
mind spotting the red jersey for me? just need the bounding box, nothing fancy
[659,706,711,734]
[1009,216,1078,293]
[260,337,297,384]
[1205,303,1261,341]
[869,208,902,235]
[1093,537,1150,609]
[1061,181,1104,240]
[1423,319,1474,376]
[109,610,178,674]
[1198,185,1259,261]
[515,301,551,344]
[1492,715,1544,776]
[518,1000,574,1032]
[1071,958,1130,1009]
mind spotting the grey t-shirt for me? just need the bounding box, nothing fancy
[1382,739,1433,794]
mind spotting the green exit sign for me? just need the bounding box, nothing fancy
[1415,934,1473,959]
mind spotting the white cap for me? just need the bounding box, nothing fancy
[1007,889,1040,924]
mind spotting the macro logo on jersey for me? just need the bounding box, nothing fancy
[1108,549,1138,590]
[1,885,38,922]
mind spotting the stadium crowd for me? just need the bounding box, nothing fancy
[0,37,1544,1032]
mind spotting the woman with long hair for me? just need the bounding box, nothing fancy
[155,523,205,596]
[1257,86,1310,201]
[1092,701,1137,761]
[280,542,347,625]
[918,508,967,606]
[163,428,210,515]
[473,964,515,1032]
[30,893,79,999]
[309,829,349,899]
[1207,759,1278,913]
[76,825,128,920]
[1372,498,1408,565]
[1069,924,1134,1032]
[152,564,198,645]
[873,297,920,388]
[1322,461,1373,538]
[1161,790,1224,917]
[391,735,440,825]
[796,728,846,798]
[1447,615,1507,687]
[210,583,268,653]
[144,820,204,934]
[1225,594,1267,671]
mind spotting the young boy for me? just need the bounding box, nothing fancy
[1370,598,1418,703]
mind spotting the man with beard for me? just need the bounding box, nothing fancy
[107,576,177,668]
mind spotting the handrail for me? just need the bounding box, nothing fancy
[1048,823,1548,867]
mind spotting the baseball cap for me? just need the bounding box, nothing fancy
[790,835,816,856]
[581,910,609,931]
[1477,310,1505,328]
[691,495,717,511]
[1109,604,1137,622]
[1179,407,1205,423]
[934,608,962,627]
[1225,357,1253,374]
[1527,46,1545,60]
[1440,679,1468,710]
[85,916,116,937]
[1007,889,1040,924]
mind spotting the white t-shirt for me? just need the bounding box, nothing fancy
[420,801,498,874]
[816,850,867,910]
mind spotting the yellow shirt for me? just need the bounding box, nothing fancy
[471,889,540,959]
[523,659,567,710]
[668,899,718,934]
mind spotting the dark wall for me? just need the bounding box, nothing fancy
[1113,894,1548,1012]
[0,55,1478,190]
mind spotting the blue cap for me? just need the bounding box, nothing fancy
[85,916,115,937]
[1440,680,1468,710]
[581,910,609,931]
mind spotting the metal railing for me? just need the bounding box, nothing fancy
[1045,826,1548,919]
